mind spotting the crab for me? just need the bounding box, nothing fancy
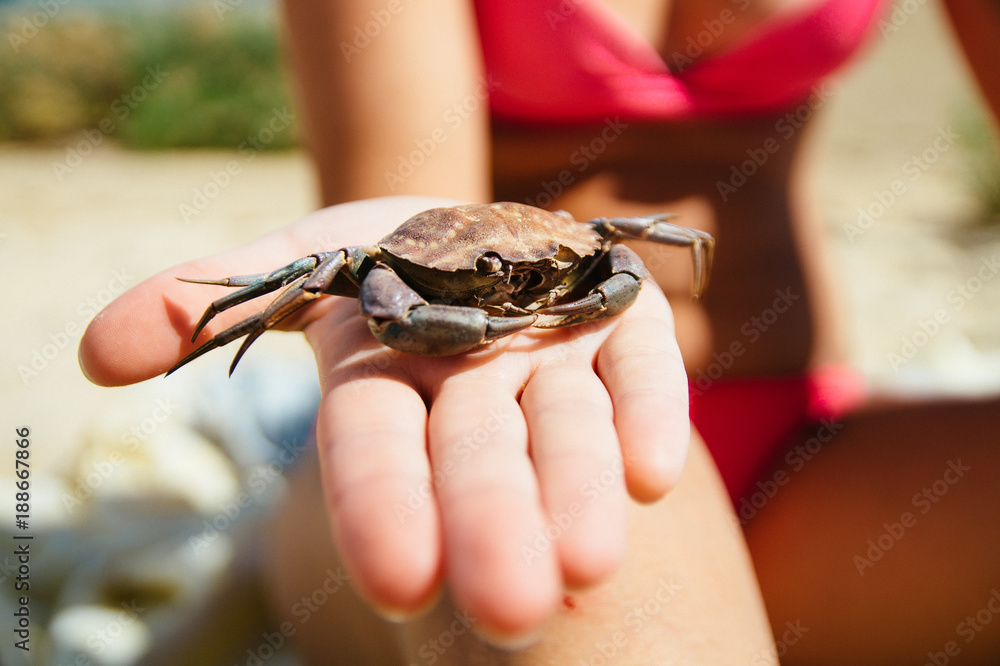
[167,202,714,375]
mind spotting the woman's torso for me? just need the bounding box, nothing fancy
[488,0,863,377]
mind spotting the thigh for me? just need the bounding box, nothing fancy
[265,437,777,664]
[745,395,1000,665]
[398,435,774,665]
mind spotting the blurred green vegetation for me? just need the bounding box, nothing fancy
[0,5,297,149]
[957,107,1000,222]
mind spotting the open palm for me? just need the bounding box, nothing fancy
[79,196,691,641]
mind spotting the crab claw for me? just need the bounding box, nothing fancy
[167,249,376,376]
[168,266,333,377]
[168,271,324,376]
[175,255,331,342]
[360,265,537,356]
[165,313,266,376]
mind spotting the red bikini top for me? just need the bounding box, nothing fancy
[475,0,888,124]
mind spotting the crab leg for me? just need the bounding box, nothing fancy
[590,214,715,297]
[178,253,338,341]
[535,245,646,328]
[165,310,269,376]
[167,247,373,375]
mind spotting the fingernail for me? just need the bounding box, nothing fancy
[370,585,442,623]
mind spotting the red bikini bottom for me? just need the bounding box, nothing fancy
[689,365,867,504]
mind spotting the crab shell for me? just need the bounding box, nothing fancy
[375,202,605,308]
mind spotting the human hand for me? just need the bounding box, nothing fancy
[79,196,691,642]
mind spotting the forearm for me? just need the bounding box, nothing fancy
[281,0,491,205]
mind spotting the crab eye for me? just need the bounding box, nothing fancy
[475,252,503,275]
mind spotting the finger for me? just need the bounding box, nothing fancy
[597,288,690,502]
[79,197,461,386]
[79,208,355,386]
[428,378,560,640]
[317,368,442,617]
[79,221,323,386]
[520,362,627,588]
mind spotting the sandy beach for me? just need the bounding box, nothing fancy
[1,1,999,663]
